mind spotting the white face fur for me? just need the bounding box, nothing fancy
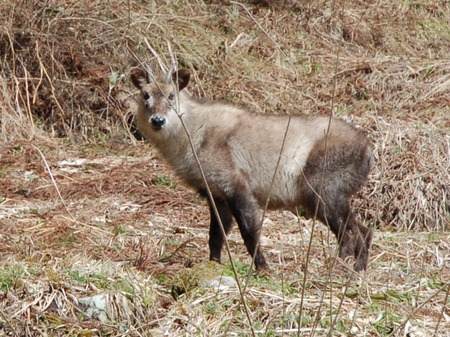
[141,82,176,129]
[131,68,190,135]
[142,90,154,110]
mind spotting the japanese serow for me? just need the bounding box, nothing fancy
[131,66,373,272]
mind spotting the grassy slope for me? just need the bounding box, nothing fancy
[0,1,449,336]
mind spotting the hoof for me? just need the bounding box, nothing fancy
[256,266,272,278]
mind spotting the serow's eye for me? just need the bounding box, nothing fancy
[168,93,175,100]
[143,92,150,100]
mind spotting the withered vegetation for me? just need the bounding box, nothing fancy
[0,1,449,336]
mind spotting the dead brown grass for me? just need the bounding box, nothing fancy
[357,117,449,231]
[0,0,449,336]
[1,0,448,231]
[0,142,448,336]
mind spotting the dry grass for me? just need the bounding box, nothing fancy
[0,143,448,336]
[0,0,449,336]
[1,0,448,230]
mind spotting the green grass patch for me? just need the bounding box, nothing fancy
[152,173,177,189]
[0,265,24,291]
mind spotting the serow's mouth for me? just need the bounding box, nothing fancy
[151,124,163,130]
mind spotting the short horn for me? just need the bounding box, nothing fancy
[144,64,154,83]
[163,65,176,84]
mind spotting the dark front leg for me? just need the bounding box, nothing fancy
[227,193,268,271]
[208,197,234,264]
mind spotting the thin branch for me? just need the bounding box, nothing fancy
[148,43,257,337]
[32,144,75,219]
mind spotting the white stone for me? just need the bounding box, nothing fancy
[200,276,237,291]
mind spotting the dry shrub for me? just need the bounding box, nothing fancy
[1,3,450,336]
[356,118,449,231]
[0,0,136,141]
[0,77,23,141]
[0,73,44,142]
[0,0,449,231]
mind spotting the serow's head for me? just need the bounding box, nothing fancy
[131,66,190,131]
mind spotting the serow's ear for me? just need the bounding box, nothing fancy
[173,69,190,91]
[130,68,150,90]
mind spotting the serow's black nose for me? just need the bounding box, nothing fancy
[150,115,166,130]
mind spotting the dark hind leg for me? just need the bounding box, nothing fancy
[329,208,372,272]
[226,191,268,271]
[320,204,356,263]
[353,219,373,272]
[208,197,234,264]
[309,194,371,271]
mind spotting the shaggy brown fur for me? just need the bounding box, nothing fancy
[131,67,373,272]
